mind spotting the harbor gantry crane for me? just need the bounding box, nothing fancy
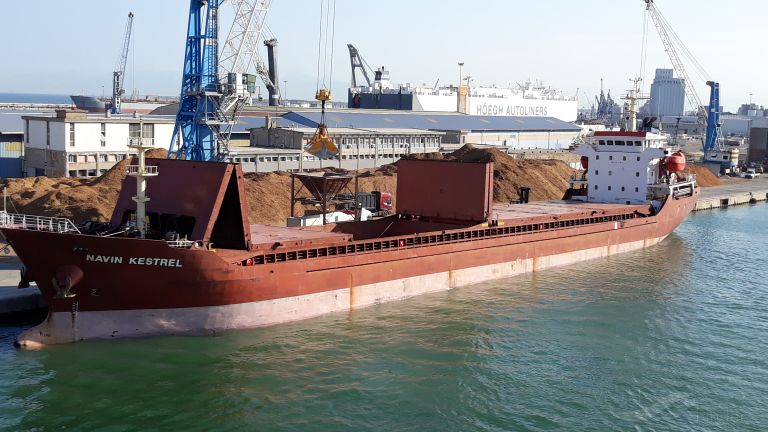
[111,12,134,115]
[642,0,729,165]
[170,0,241,161]
[219,0,281,106]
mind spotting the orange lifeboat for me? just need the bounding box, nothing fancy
[580,156,589,170]
[664,151,686,173]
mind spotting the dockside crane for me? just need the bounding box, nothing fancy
[111,12,134,115]
[642,0,730,167]
[219,0,281,106]
[170,0,241,161]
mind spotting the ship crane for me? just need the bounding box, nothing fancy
[111,12,134,115]
[642,0,729,163]
[347,44,373,88]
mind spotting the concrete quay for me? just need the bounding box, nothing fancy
[0,254,45,315]
[694,177,768,211]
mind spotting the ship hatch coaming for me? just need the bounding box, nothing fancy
[210,169,248,250]
[110,159,251,245]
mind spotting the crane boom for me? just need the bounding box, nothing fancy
[643,1,703,118]
[111,12,134,114]
[347,44,372,88]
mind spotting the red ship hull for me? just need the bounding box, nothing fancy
[2,189,698,348]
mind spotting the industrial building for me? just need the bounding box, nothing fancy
[749,127,768,163]
[239,110,581,172]
[22,110,175,178]
[246,123,442,172]
[258,110,581,149]
[642,68,685,118]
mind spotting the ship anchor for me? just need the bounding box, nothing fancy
[52,265,84,299]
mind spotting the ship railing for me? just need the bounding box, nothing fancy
[127,137,155,147]
[0,211,81,234]
[166,239,196,249]
[125,165,159,175]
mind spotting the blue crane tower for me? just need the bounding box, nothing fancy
[704,81,723,153]
[111,12,134,115]
[169,0,235,161]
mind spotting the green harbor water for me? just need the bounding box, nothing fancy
[1,204,767,431]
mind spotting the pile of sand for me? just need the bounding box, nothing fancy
[403,144,575,202]
[242,165,398,225]
[8,145,715,227]
[687,164,722,187]
[1,149,169,223]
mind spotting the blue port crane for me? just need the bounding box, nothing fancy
[704,81,724,154]
[170,0,237,161]
[111,12,134,115]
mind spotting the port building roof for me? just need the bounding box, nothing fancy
[277,110,580,133]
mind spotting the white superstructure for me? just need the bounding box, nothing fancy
[412,81,578,121]
[571,130,696,205]
[349,71,578,122]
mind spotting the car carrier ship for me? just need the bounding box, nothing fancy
[0,127,697,348]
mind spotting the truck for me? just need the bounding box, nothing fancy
[743,168,760,179]
[337,191,393,217]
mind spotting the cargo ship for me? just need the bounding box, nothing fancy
[348,68,578,122]
[70,95,175,114]
[1,130,697,348]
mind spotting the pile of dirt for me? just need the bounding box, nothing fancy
[1,149,169,223]
[688,164,722,187]
[1,145,575,226]
[242,164,398,225]
[404,144,576,202]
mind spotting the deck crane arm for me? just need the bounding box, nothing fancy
[111,12,134,115]
[347,44,373,88]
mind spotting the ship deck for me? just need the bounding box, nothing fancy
[248,225,352,250]
[492,200,652,222]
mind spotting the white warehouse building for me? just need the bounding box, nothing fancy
[22,110,175,178]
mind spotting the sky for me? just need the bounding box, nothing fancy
[1,0,764,111]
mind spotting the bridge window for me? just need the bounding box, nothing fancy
[608,186,612,191]
[599,140,605,145]
[594,185,598,190]
[607,140,614,145]
[615,140,625,146]
[635,141,642,146]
